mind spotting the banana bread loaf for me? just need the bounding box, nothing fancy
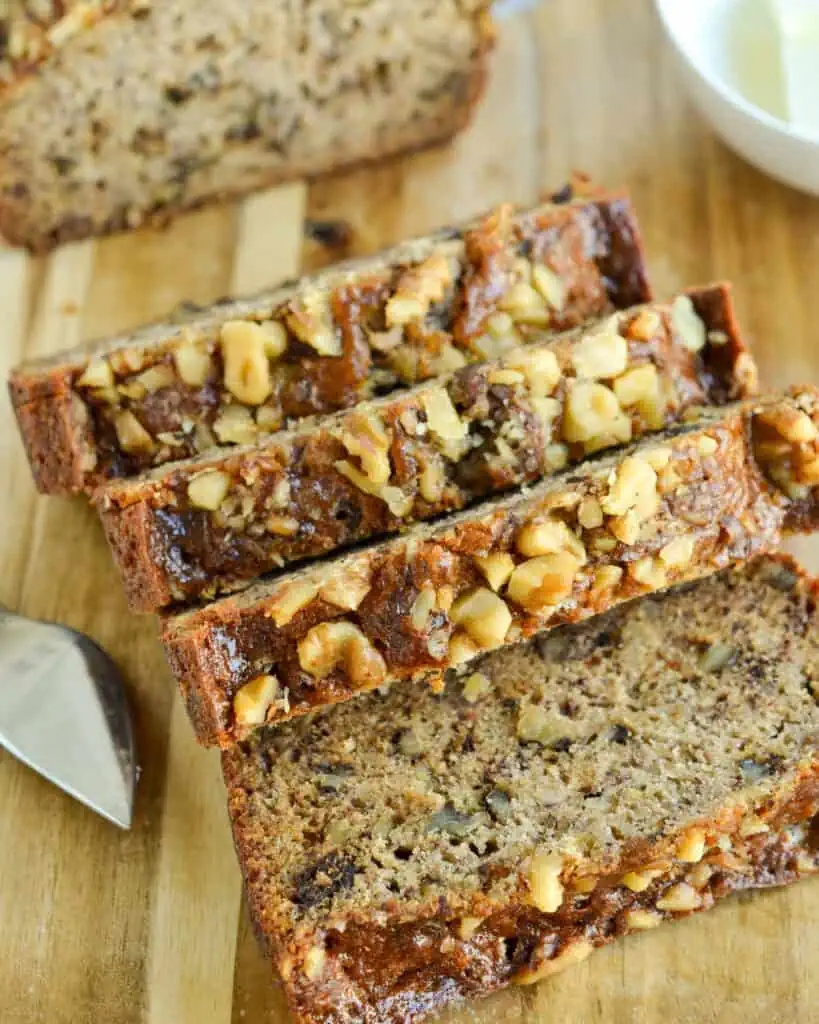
[0,0,493,251]
[98,283,755,612]
[162,387,819,747]
[9,192,650,494]
[222,556,819,1024]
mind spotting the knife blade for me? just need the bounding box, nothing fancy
[0,607,136,829]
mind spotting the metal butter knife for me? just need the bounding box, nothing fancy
[0,607,136,829]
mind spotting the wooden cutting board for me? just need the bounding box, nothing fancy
[2,2,818,1021]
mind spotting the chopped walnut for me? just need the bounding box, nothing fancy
[578,498,604,530]
[221,321,273,405]
[459,917,484,941]
[629,557,667,589]
[527,850,565,913]
[340,414,392,487]
[303,945,326,982]
[286,292,340,356]
[462,672,492,703]
[320,572,371,612]
[474,552,516,592]
[449,588,512,648]
[233,674,279,727]
[589,565,623,601]
[187,469,231,511]
[213,405,258,446]
[613,363,667,429]
[515,939,594,986]
[563,382,632,451]
[571,321,628,380]
[421,388,468,461]
[499,281,551,327]
[627,309,662,341]
[410,587,437,631]
[656,882,702,912]
[386,253,454,327]
[267,580,318,627]
[448,631,480,667]
[77,358,114,390]
[602,456,659,523]
[335,460,412,518]
[659,536,695,568]
[516,519,586,563]
[671,295,706,352]
[626,909,662,931]
[532,264,567,312]
[677,829,707,863]
[506,551,581,612]
[419,460,445,504]
[298,622,387,688]
[266,515,299,537]
[114,411,155,454]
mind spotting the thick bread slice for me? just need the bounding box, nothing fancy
[162,386,819,747]
[222,556,819,1024]
[0,0,493,251]
[8,192,650,494]
[98,283,755,612]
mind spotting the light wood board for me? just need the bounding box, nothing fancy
[2,1,819,1021]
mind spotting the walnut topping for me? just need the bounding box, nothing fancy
[659,536,695,568]
[77,358,114,390]
[335,461,412,517]
[621,867,664,892]
[419,460,445,504]
[298,622,387,687]
[449,588,512,648]
[488,368,526,387]
[266,515,299,537]
[233,674,279,727]
[613,363,667,429]
[462,672,492,703]
[515,939,594,986]
[320,572,371,612]
[340,414,392,487]
[499,281,551,327]
[578,498,604,530]
[677,829,707,863]
[303,945,326,982]
[507,551,581,612]
[629,557,667,589]
[516,519,586,563]
[114,411,155,454]
[687,863,713,889]
[698,435,718,456]
[386,253,454,327]
[656,882,702,912]
[563,382,632,451]
[571,321,628,380]
[627,309,662,341]
[187,469,231,511]
[213,405,257,445]
[506,348,561,398]
[589,565,623,601]
[286,293,340,356]
[602,456,659,523]
[739,817,770,838]
[671,295,706,352]
[410,587,437,631]
[268,581,318,627]
[221,321,273,405]
[532,264,567,312]
[421,388,468,460]
[626,909,662,931]
[527,850,565,913]
[474,552,516,592]
[448,631,480,666]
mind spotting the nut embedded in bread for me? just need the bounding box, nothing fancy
[161,386,819,747]
[8,193,651,494]
[222,556,819,1024]
[0,0,494,251]
[96,282,754,612]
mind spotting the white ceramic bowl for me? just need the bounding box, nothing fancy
[655,0,819,195]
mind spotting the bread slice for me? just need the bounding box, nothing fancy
[0,0,493,251]
[162,386,819,747]
[222,555,819,1024]
[8,192,650,495]
[97,283,755,612]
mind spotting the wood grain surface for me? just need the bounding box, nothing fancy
[2,2,819,1022]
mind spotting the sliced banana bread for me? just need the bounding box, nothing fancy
[162,387,819,747]
[222,556,819,1024]
[0,0,493,251]
[8,192,650,494]
[97,283,755,612]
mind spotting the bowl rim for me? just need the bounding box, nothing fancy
[654,0,819,147]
